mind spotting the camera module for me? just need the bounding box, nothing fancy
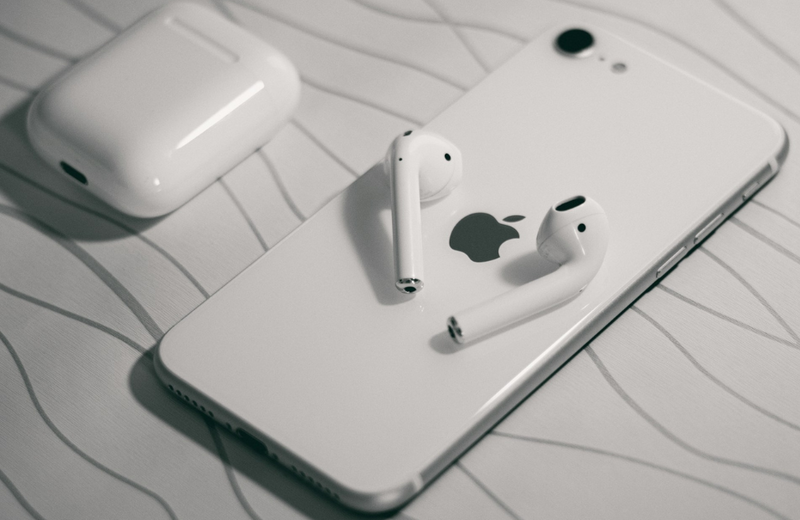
[555,28,594,58]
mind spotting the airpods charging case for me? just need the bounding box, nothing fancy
[27,2,300,218]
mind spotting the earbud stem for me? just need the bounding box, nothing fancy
[390,155,425,293]
[448,264,585,344]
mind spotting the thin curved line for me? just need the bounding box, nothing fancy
[0,162,209,298]
[0,25,75,62]
[205,418,264,520]
[1,281,258,520]
[0,281,150,356]
[585,345,800,486]
[657,284,797,349]
[0,329,178,520]
[217,0,423,124]
[0,73,35,93]
[60,0,122,33]
[491,432,791,520]
[0,204,163,340]
[730,216,800,267]
[256,150,307,221]
[289,119,359,178]
[632,305,800,432]
[300,76,423,125]
[347,0,527,42]
[420,0,490,72]
[0,465,47,520]
[455,462,525,520]
[219,178,269,252]
[751,200,800,230]
[700,247,800,345]
[211,0,239,24]
[713,0,800,74]
[545,0,800,126]
[227,0,468,91]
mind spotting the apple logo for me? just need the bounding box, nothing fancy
[449,213,525,262]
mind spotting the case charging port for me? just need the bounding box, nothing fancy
[60,161,87,185]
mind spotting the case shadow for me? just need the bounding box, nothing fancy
[0,100,165,240]
[129,354,401,519]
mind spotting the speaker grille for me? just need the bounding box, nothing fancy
[165,383,340,501]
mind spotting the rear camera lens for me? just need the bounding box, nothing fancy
[555,28,594,57]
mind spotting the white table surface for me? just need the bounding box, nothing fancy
[1,1,799,518]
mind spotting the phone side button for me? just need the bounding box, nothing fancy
[694,214,723,244]
[657,247,686,278]
[742,181,760,201]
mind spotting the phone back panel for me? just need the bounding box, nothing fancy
[156,25,786,511]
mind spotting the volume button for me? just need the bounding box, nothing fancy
[657,247,686,277]
[742,181,760,201]
[694,214,723,243]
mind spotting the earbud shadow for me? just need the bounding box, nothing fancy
[0,100,163,240]
[129,353,390,520]
[430,331,469,354]
[430,252,563,354]
[500,250,559,286]
[431,295,579,353]
[342,163,410,306]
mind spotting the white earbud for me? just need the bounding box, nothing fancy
[447,195,609,343]
[384,130,463,294]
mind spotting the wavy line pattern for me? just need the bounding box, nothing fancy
[347,0,527,42]
[699,247,800,346]
[256,150,306,221]
[455,462,524,520]
[657,284,796,349]
[730,216,800,267]
[547,0,800,126]
[300,76,423,125]
[0,329,178,520]
[289,119,359,177]
[0,204,163,340]
[210,0,239,24]
[0,25,75,63]
[0,282,149,356]
[751,200,800,230]
[585,345,800,486]
[0,275,263,520]
[0,465,47,520]
[2,186,269,518]
[213,0,432,126]
[0,73,35,93]
[219,178,269,253]
[228,0,468,90]
[204,418,263,520]
[0,162,210,298]
[212,0,426,126]
[490,432,791,520]
[713,0,800,74]
[420,0,490,72]
[60,0,122,33]
[632,305,800,432]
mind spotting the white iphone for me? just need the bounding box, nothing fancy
[155,24,787,513]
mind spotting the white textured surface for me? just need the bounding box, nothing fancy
[0,1,798,519]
